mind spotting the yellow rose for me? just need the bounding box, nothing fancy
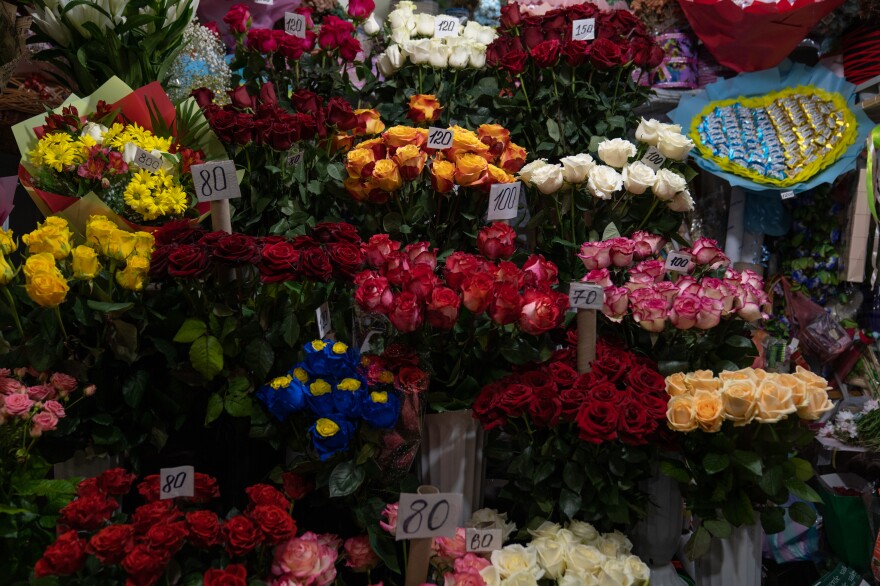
[666,395,697,432]
[694,390,724,433]
[115,256,149,291]
[754,380,797,423]
[665,372,691,397]
[487,164,515,185]
[21,220,72,260]
[25,271,69,307]
[382,126,426,148]
[105,229,136,262]
[407,94,442,124]
[133,232,155,258]
[393,144,427,180]
[23,252,58,280]
[797,387,835,420]
[354,108,385,135]
[0,228,16,255]
[0,254,14,285]
[451,126,490,155]
[86,216,118,255]
[684,370,721,393]
[774,373,808,407]
[371,159,403,192]
[346,148,375,179]
[315,418,340,437]
[721,380,757,426]
[72,245,101,280]
[454,152,488,186]
[430,159,456,193]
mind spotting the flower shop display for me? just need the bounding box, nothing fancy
[820,398,880,450]
[661,367,834,558]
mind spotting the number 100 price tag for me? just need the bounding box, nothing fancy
[664,251,693,274]
[191,161,240,202]
[159,465,194,500]
[427,127,453,150]
[487,181,521,222]
[396,492,462,540]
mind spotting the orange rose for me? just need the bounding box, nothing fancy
[478,124,511,156]
[346,148,375,179]
[407,94,442,124]
[344,177,371,202]
[448,127,491,161]
[354,109,385,135]
[487,164,515,185]
[454,152,488,186]
[355,137,387,159]
[330,133,354,154]
[383,126,426,148]
[499,142,528,173]
[393,144,428,181]
[430,159,455,193]
[372,159,403,192]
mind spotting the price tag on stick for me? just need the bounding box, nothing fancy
[396,492,462,540]
[781,190,795,200]
[640,146,667,171]
[466,528,503,552]
[316,303,332,339]
[285,12,306,38]
[134,147,162,172]
[159,465,194,500]
[192,161,240,202]
[569,282,604,310]
[571,18,595,41]
[286,150,304,168]
[487,181,521,222]
[427,127,453,150]
[664,251,693,274]
[434,15,459,38]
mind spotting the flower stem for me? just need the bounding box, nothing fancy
[1,287,22,336]
[637,198,660,230]
[517,74,532,114]
[54,306,68,340]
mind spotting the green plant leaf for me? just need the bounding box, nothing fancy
[189,335,223,380]
[563,461,585,492]
[702,453,730,475]
[244,338,274,381]
[559,488,582,520]
[368,525,400,573]
[684,525,711,560]
[788,501,817,527]
[122,370,148,408]
[224,390,253,418]
[790,457,814,482]
[761,506,786,534]
[732,450,762,476]
[205,393,223,425]
[660,460,691,483]
[546,119,560,142]
[759,465,784,497]
[174,319,207,343]
[784,479,821,503]
[703,518,732,539]
[328,462,365,497]
[86,300,134,313]
[722,491,755,526]
[601,222,620,240]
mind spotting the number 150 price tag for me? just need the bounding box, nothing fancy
[571,18,595,41]
[396,493,462,540]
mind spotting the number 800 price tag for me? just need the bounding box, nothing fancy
[395,492,462,540]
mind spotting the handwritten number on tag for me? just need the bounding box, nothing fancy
[135,148,161,172]
[159,465,194,500]
[664,251,692,273]
[569,283,604,310]
[571,18,595,41]
[466,528,502,552]
[285,12,306,38]
[396,493,462,540]
[434,16,459,38]
[487,182,521,221]
[781,191,795,200]
[427,128,453,150]
[192,161,240,202]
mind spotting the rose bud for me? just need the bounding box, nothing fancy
[477,222,517,260]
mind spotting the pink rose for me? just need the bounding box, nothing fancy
[518,288,567,335]
[363,235,401,269]
[43,400,66,419]
[653,281,679,307]
[695,296,723,329]
[272,532,337,584]
[355,274,394,314]
[675,275,701,296]
[343,535,379,572]
[583,268,611,288]
[699,278,737,314]
[630,293,668,332]
[461,273,495,314]
[27,384,56,401]
[690,237,729,269]
[388,292,424,333]
[380,503,398,535]
[32,410,58,433]
[405,242,438,270]
[223,4,252,34]
[578,241,612,270]
[602,286,628,321]
[50,372,78,394]
[3,393,33,416]
[669,293,700,329]
[607,237,635,267]
[630,260,665,283]
[433,528,466,562]
[738,284,766,322]
[382,251,411,286]
[521,254,559,287]
[454,553,491,575]
[444,571,486,586]
[0,376,23,394]
[740,269,764,291]
[631,231,666,259]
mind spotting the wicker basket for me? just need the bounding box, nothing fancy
[0,76,68,122]
[0,3,31,90]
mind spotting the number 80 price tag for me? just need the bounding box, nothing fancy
[191,161,241,202]
[396,492,462,540]
[159,465,194,500]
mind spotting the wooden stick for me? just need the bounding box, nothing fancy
[577,308,596,374]
[210,200,232,234]
[405,486,439,586]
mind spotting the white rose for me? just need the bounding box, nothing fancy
[587,165,623,200]
[390,26,412,45]
[622,161,656,195]
[661,122,683,135]
[468,508,517,541]
[501,572,539,586]
[635,118,663,146]
[448,43,470,68]
[532,537,568,579]
[518,159,549,184]
[480,565,502,586]
[530,164,564,194]
[462,20,483,40]
[668,189,695,212]
[476,24,497,45]
[387,8,414,30]
[560,571,599,586]
[428,38,450,68]
[553,529,579,549]
[598,559,630,586]
[568,521,600,545]
[386,43,404,68]
[363,14,380,35]
[415,13,435,37]
[652,168,687,201]
[623,555,650,585]
[566,544,606,575]
[402,39,432,65]
[122,142,138,164]
[597,138,637,168]
[656,129,694,161]
[560,153,595,183]
[469,43,487,68]
[81,122,108,143]
[491,545,545,580]
[598,531,632,557]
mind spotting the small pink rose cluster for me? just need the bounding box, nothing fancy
[0,368,93,437]
[579,236,767,332]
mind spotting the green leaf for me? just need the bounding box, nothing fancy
[368,525,400,573]
[174,319,207,343]
[788,501,817,527]
[326,163,345,182]
[86,300,134,313]
[759,465,784,497]
[205,393,223,425]
[732,450,762,476]
[601,222,620,240]
[225,390,253,418]
[328,462,365,497]
[703,518,732,539]
[122,370,148,408]
[660,460,691,484]
[282,312,300,348]
[244,338,274,381]
[722,491,755,526]
[563,461,585,492]
[546,118,560,142]
[189,335,223,380]
[684,525,711,560]
[559,488,582,520]
[790,457,814,482]
[761,506,786,534]
[784,478,821,503]
[702,453,730,475]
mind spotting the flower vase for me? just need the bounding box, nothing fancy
[694,523,763,586]
[630,464,687,586]
[419,410,484,524]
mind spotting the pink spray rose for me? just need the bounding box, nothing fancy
[31,410,59,434]
[578,241,612,270]
[3,393,34,416]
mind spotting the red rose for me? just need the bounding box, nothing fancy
[489,281,523,325]
[246,29,279,53]
[167,244,211,278]
[144,521,188,554]
[214,234,260,265]
[87,524,135,565]
[327,242,365,279]
[568,3,598,19]
[355,274,394,314]
[563,40,591,66]
[191,88,214,108]
[299,247,333,281]
[499,3,521,29]
[194,473,221,503]
[326,97,359,131]
[318,15,355,50]
[522,25,545,51]
[642,392,670,422]
[576,400,619,443]
[501,48,528,74]
[291,90,323,115]
[404,241,437,269]
[396,366,430,394]
[444,252,482,291]
[528,389,562,428]
[76,476,102,497]
[541,9,567,34]
[496,383,533,418]
[208,108,238,143]
[282,472,315,501]
[625,363,665,394]
[617,400,656,446]
[339,36,362,61]
[280,32,315,60]
[260,241,298,283]
[530,39,561,67]
[246,484,290,510]
[477,222,516,260]
[590,381,623,403]
[548,362,578,388]
[572,371,609,390]
[518,288,567,335]
[559,386,589,421]
[590,38,624,70]
[347,0,374,19]
[259,83,277,106]
[363,234,401,268]
[426,286,461,329]
[382,250,411,286]
[186,510,223,548]
[461,273,495,314]
[59,494,118,531]
[204,565,248,586]
[312,222,361,244]
[132,501,182,535]
[228,85,256,110]
[404,263,438,300]
[122,544,170,586]
[591,353,632,383]
[248,505,297,544]
[34,530,87,577]
[223,516,262,557]
[521,254,558,287]
[473,382,506,430]
[291,235,319,250]
[223,4,251,34]
[600,9,643,36]
[521,369,557,394]
[492,260,524,288]
[389,292,424,333]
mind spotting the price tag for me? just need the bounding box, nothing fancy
[316,302,332,338]
[569,282,604,310]
[159,465,194,500]
[640,146,667,171]
[571,18,595,41]
[664,251,693,274]
[781,190,795,200]
[396,492,462,540]
[285,12,306,38]
[487,181,521,222]
[434,15,459,38]
[134,147,162,172]
[255,0,273,4]
[427,127,453,150]
[192,161,240,202]
[286,149,304,168]
[466,528,503,552]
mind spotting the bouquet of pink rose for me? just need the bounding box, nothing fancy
[577,234,766,374]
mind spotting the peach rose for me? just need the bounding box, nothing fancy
[667,395,697,432]
[694,390,724,433]
[721,380,757,426]
[754,380,796,423]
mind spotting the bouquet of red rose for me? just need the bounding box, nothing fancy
[474,332,670,532]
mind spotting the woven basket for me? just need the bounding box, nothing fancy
[0,10,31,90]
[0,76,68,121]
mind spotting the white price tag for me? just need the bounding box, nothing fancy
[487,181,521,222]
[396,492,462,540]
[434,15,459,38]
[134,147,162,172]
[192,161,241,202]
[159,465,194,500]
[640,146,667,171]
[781,190,795,200]
[571,18,595,41]
[255,0,273,4]
[569,282,604,310]
[285,12,306,38]
[286,149,304,167]
[664,251,693,274]
[427,127,453,150]
[316,302,332,338]
[466,528,502,552]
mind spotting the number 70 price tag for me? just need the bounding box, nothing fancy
[396,493,462,540]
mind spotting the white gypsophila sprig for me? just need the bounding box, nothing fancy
[166,19,232,105]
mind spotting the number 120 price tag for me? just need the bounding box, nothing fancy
[487,181,521,222]
[427,127,453,150]
[285,12,306,38]
[159,465,194,500]
[396,493,462,540]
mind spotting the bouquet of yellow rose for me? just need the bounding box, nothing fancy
[660,367,832,559]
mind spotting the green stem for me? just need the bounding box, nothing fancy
[517,74,532,114]
[1,287,22,336]
[636,198,660,230]
[418,67,423,94]
[54,306,68,340]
